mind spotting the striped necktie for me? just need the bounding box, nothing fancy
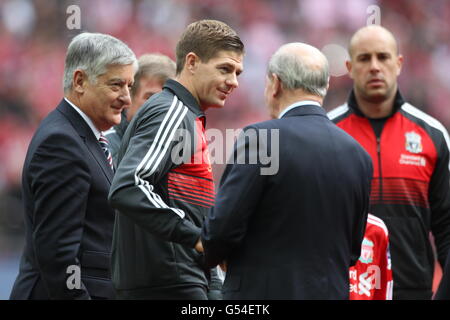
[99,134,114,171]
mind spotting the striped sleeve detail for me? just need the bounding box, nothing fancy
[327,103,349,120]
[367,214,389,237]
[134,95,188,218]
[401,103,450,171]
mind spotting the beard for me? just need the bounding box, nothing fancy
[357,83,397,104]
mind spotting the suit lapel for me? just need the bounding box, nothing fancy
[57,99,114,184]
[84,135,114,184]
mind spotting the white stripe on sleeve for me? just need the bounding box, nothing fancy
[327,104,349,120]
[133,95,189,219]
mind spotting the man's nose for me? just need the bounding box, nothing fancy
[370,57,380,72]
[226,73,239,89]
[119,87,132,105]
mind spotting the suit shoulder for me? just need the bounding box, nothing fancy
[32,110,79,143]
[28,113,85,160]
[328,124,373,164]
[243,118,281,131]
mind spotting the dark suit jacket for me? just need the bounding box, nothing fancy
[10,99,116,299]
[202,104,373,300]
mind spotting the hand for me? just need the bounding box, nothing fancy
[195,239,204,253]
[219,261,227,272]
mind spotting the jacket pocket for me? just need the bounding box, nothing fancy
[80,251,111,279]
[80,276,115,299]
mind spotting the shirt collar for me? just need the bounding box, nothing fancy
[278,100,322,119]
[347,89,405,118]
[163,79,204,117]
[64,97,102,140]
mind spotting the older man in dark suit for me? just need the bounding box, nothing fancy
[201,43,373,299]
[9,32,137,299]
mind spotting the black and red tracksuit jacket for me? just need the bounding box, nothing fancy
[108,79,220,298]
[329,91,450,299]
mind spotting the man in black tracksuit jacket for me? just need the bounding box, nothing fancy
[108,20,244,299]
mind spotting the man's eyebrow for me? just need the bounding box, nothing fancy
[218,62,243,73]
[217,62,234,68]
[357,51,391,57]
[107,78,126,84]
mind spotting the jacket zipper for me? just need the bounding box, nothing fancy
[376,137,383,201]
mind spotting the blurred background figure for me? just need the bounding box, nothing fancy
[105,53,176,166]
[1,0,450,298]
[127,53,176,122]
[349,214,393,300]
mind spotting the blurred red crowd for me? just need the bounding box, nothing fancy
[1,0,450,198]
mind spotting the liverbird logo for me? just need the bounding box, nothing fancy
[405,131,423,154]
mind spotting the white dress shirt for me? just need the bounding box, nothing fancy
[278,100,322,119]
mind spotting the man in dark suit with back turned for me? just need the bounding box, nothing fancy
[10,32,137,299]
[201,42,373,299]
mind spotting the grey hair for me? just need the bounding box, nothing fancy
[268,45,329,98]
[63,32,138,93]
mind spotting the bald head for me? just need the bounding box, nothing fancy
[268,42,329,97]
[349,25,398,58]
[346,25,403,111]
[278,43,328,71]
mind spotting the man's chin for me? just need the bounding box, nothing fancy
[109,116,122,127]
[364,91,389,104]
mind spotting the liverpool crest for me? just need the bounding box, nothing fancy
[405,131,422,154]
[359,238,374,264]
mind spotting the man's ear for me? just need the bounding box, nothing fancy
[345,60,353,79]
[185,52,200,74]
[73,70,87,94]
[272,74,282,98]
[396,54,404,76]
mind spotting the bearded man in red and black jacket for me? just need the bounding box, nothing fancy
[328,25,450,300]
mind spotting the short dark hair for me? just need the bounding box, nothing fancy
[175,19,244,75]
